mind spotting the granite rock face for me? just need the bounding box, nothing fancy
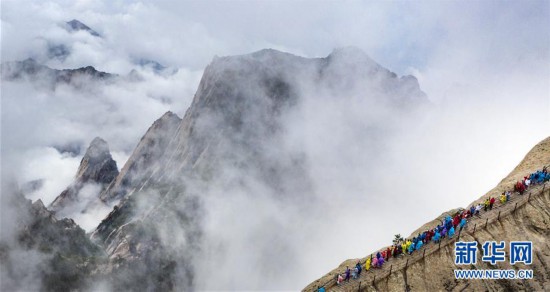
[304,137,550,292]
[0,192,105,291]
[50,137,118,214]
[99,112,182,203]
[87,48,428,290]
[3,48,430,291]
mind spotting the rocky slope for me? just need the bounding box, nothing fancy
[0,191,105,291]
[2,47,428,291]
[99,111,182,203]
[305,136,550,291]
[86,47,427,289]
[50,137,119,215]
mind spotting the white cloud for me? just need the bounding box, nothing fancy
[1,66,201,207]
[1,0,549,290]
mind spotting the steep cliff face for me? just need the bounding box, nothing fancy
[95,47,426,203]
[87,48,427,290]
[382,190,550,292]
[90,112,196,291]
[50,137,118,215]
[99,111,182,203]
[304,137,550,291]
[0,192,105,291]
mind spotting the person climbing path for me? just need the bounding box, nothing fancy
[323,166,549,290]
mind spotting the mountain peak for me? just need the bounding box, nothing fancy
[92,48,428,289]
[327,46,379,68]
[65,19,100,37]
[32,199,46,210]
[159,111,179,120]
[90,136,107,146]
[98,112,182,203]
[50,137,118,213]
[83,137,110,162]
[1,60,116,88]
[76,137,118,182]
[249,48,302,59]
[208,48,309,71]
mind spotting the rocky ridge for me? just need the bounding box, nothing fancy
[99,111,182,203]
[50,137,119,215]
[88,48,427,289]
[304,136,550,292]
[3,48,429,291]
[0,192,104,291]
[0,58,116,89]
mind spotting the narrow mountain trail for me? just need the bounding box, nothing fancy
[305,181,549,292]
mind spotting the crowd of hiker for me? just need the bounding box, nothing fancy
[328,166,549,289]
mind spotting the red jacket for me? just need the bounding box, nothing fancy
[453,216,460,227]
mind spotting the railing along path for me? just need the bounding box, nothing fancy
[309,180,548,292]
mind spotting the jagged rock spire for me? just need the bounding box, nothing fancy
[50,137,118,212]
[65,19,101,37]
[75,137,118,183]
[98,112,182,202]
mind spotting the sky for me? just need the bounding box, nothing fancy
[1,0,549,290]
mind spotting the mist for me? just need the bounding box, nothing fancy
[1,0,549,291]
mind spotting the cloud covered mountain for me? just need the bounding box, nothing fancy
[49,137,119,222]
[0,18,201,217]
[65,19,101,37]
[0,191,104,291]
[2,46,429,290]
[1,3,548,291]
[86,47,427,290]
[1,58,116,90]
